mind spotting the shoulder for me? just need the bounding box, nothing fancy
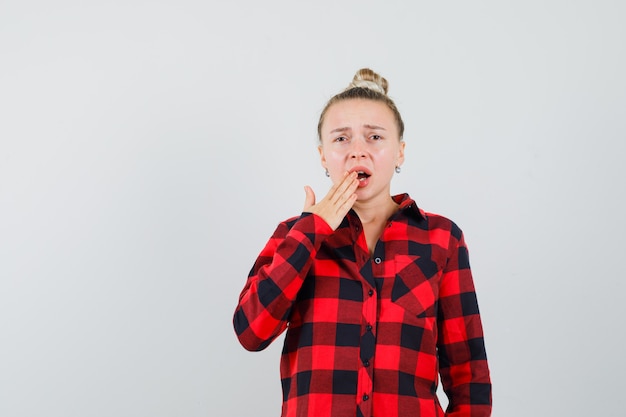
[422,211,463,240]
[395,193,464,241]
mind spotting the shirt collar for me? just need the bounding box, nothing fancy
[392,193,426,220]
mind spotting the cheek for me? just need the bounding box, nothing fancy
[374,150,397,166]
[324,151,345,168]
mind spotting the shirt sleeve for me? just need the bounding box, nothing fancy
[233,212,333,351]
[437,224,492,416]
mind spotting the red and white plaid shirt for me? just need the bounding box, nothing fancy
[234,194,492,417]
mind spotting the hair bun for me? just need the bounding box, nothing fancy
[348,68,389,95]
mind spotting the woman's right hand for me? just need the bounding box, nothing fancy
[303,171,359,230]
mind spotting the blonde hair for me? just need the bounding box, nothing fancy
[317,68,404,141]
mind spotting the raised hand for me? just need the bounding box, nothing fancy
[303,171,359,230]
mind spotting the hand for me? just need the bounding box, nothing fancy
[303,171,359,230]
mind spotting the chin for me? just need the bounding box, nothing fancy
[354,189,372,202]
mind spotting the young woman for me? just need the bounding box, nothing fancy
[233,68,492,417]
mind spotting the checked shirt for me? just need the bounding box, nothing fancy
[233,194,492,417]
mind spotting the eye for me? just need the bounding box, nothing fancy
[370,134,382,140]
[334,136,348,142]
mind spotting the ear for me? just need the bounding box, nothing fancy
[396,140,406,167]
[318,145,327,170]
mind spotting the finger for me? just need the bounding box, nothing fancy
[340,193,358,212]
[324,171,348,199]
[332,191,358,218]
[331,172,358,204]
[338,181,359,210]
[303,186,316,211]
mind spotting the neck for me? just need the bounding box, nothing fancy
[353,195,398,224]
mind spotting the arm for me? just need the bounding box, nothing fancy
[233,172,359,351]
[233,213,333,351]
[437,225,492,416]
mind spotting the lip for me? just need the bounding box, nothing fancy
[348,166,372,176]
[349,166,372,187]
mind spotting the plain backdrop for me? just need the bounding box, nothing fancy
[1,1,625,416]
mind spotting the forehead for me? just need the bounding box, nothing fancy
[322,99,397,133]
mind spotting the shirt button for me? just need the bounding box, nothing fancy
[363,360,370,367]
[374,257,382,264]
[362,394,369,401]
[366,324,372,331]
[368,289,374,296]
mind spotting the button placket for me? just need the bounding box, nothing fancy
[358,290,376,410]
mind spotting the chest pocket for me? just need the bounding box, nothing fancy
[392,255,441,318]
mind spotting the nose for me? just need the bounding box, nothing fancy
[349,139,366,159]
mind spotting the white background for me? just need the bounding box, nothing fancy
[1,1,625,416]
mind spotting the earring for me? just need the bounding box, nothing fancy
[325,169,330,177]
[395,166,401,174]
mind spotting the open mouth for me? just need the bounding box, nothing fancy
[355,171,371,181]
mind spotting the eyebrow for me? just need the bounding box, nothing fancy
[329,124,387,134]
[364,124,386,131]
